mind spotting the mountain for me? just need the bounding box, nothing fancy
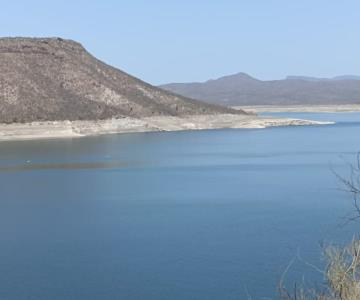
[286,75,360,81]
[160,73,360,106]
[0,37,240,123]
[333,75,360,81]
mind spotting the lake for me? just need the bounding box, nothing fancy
[0,112,359,300]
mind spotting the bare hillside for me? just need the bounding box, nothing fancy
[0,37,241,123]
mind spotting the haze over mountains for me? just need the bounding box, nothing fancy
[286,75,360,81]
[0,37,238,123]
[160,73,360,106]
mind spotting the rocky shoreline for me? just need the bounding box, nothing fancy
[0,114,333,142]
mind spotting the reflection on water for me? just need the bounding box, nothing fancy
[0,113,359,300]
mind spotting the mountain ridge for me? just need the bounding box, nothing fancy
[160,73,360,105]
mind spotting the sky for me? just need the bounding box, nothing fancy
[1,0,359,84]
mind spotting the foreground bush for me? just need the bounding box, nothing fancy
[280,154,360,300]
[280,238,360,300]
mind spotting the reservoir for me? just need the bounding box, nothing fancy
[0,112,359,299]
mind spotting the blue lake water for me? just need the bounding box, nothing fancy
[0,112,359,300]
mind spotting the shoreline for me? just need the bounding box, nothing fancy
[0,114,333,142]
[233,104,360,113]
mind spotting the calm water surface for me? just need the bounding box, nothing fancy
[0,113,359,300]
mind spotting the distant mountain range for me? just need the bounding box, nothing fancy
[286,75,360,81]
[160,73,360,106]
[0,37,238,123]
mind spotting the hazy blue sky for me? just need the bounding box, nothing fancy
[1,0,359,84]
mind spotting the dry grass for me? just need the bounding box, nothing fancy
[325,238,360,300]
[279,238,360,300]
[279,154,360,299]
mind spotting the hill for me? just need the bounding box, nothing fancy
[0,37,239,123]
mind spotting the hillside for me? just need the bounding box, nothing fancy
[0,37,239,123]
[160,73,360,106]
